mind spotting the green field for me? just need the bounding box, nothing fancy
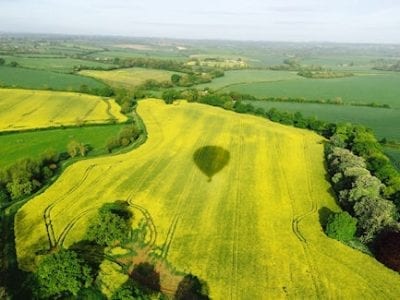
[80,67,180,89]
[0,66,107,91]
[384,146,400,171]
[195,69,299,90]
[0,56,115,73]
[245,101,400,141]
[15,100,400,299]
[225,72,400,108]
[0,124,126,169]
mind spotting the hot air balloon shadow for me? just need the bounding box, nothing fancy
[193,146,230,182]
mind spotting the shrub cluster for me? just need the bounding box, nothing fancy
[0,150,60,202]
[106,124,141,153]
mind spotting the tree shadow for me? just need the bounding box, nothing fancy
[69,240,105,279]
[318,207,334,230]
[193,146,230,182]
[175,274,210,300]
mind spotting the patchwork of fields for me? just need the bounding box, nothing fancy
[15,100,400,299]
[80,67,180,89]
[224,72,400,107]
[0,89,127,132]
[246,100,400,141]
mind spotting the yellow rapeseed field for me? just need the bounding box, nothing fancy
[15,99,400,299]
[0,88,127,131]
[79,68,179,89]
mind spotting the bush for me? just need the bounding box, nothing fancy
[325,211,357,242]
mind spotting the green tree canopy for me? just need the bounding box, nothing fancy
[86,202,132,246]
[325,211,357,242]
[35,249,92,298]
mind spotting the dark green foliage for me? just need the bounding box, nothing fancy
[131,262,160,293]
[77,287,107,300]
[106,124,141,153]
[9,61,18,67]
[0,58,5,65]
[175,274,210,300]
[86,202,132,246]
[34,249,92,298]
[111,279,151,300]
[69,240,106,279]
[162,89,180,104]
[171,74,182,84]
[0,147,62,201]
[325,212,357,242]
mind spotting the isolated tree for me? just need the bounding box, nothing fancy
[325,211,357,242]
[86,203,131,246]
[67,140,87,157]
[171,74,182,85]
[0,188,10,204]
[35,249,92,298]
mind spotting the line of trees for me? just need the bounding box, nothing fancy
[325,145,398,243]
[297,70,353,79]
[373,59,400,72]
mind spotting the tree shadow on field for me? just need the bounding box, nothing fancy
[193,146,230,182]
[69,240,106,279]
[318,207,334,230]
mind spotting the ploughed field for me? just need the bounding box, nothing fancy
[15,100,400,298]
[0,88,127,132]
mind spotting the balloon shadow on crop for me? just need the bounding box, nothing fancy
[193,146,230,182]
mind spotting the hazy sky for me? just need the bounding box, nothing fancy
[1,0,399,43]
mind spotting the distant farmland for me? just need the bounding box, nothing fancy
[80,67,180,89]
[15,100,400,299]
[224,72,400,108]
[246,100,400,141]
[0,55,115,73]
[0,88,127,132]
